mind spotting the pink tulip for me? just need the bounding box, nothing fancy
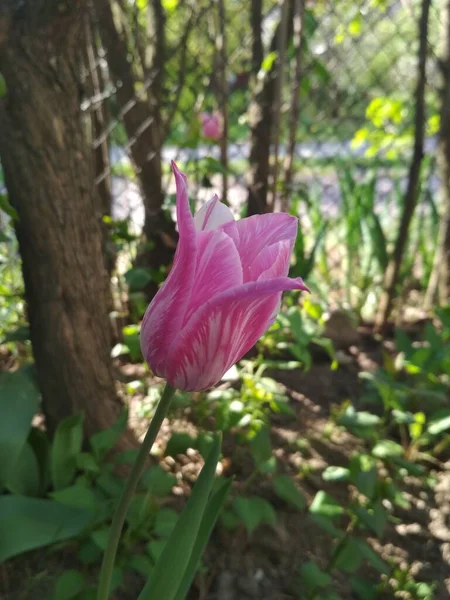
[199,112,222,140]
[140,162,309,392]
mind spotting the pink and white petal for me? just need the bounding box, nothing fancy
[194,195,235,232]
[247,239,292,282]
[140,163,197,375]
[221,213,298,281]
[183,229,243,325]
[166,277,308,391]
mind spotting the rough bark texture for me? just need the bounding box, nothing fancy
[425,0,450,308]
[94,0,176,296]
[0,0,121,437]
[247,0,294,216]
[374,0,431,332]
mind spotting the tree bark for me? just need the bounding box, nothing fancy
[425,0,450,308]
[94,0,176,297]
[281,0,305,212]
[0,1,121,437]
[246,0,294,216]
[267,0,290,212]
[374,0,431,332]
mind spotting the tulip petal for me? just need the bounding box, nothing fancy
[248,239,292,282]
[140,162,197,375]
[167,277,308,391]
[221,213,298,282]
[194,195,235,232]
[183,229,243,325]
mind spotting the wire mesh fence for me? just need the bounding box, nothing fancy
[83,0,443,317]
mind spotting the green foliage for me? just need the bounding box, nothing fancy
[0,496,92,562]
[0,369,40,488]
[138,435,227,600]
[51,414,84,490]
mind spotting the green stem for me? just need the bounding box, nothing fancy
[97,383,176,600]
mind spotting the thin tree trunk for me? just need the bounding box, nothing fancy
[247,0,294,216]
[217,0,229,203]
[374,0,431,332]
[0,1,121,437]
[281,0,305,213]
[425,0,450,308]
[267,0,290,212]
[94,0,176,297]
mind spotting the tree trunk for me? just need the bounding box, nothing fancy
[281,0,305,213]
[425,0,450,308]
[0,1,121,438]
[94,0,176,298]
[247,0,294,216]
[374,0,431,332]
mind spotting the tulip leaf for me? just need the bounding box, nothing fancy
[0,369,40,488]
[173,477,232,600]
[0,496,92,561]
[138,434,222,600]
[51,413,84,490]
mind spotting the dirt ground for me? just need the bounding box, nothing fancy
[2,334,450,600]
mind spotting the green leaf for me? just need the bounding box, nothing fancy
[0,370,40,487]
[427,409,450,436]
[141,465,176,497]
[122,325,141,362]
[91,527,111,551]
[310,491,344,519]
[128,554,153,576]
[334,538,363,573]
[28,427,51,494]
[0,496,92,561]
[50,484,102,512]
[0,73,7,97]
[250,426,272,467]
[1,325,30,343]
[355,540,389,574]
[51,570,85,600]
[310,515,341,537]
[372,440,403,459]
[260,51,277,73]
[322,466,350,482]
[173,478,232,600]
[147,539,168,563]
[51,414,84,490]
[90,410,128,460]
[300,561,331,591]
[76,452,100,474]
[138,434,222,600]
[5,441,40,496]
[233,496,277,533]
[153,508,179,537]
[165,432,196,457]
[338,406,381,429]
[350,454,378,499]
[273,475,306,510]
[0,193,18,220]
[124,267,153,292]
[351,576,379,600]
[353,501,387,538]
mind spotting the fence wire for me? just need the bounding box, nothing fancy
[86,0,443,314]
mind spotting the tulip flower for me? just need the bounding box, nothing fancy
[199,111,222,140]
[140,162,308,392]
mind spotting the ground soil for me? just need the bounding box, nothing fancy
[1,333,450,600]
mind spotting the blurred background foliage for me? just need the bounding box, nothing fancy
[0,0,450,598]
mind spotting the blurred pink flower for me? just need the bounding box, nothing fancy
[199,112,222,140]
[140,162,308,392]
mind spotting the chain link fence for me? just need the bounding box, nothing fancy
[84,0,443,315]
